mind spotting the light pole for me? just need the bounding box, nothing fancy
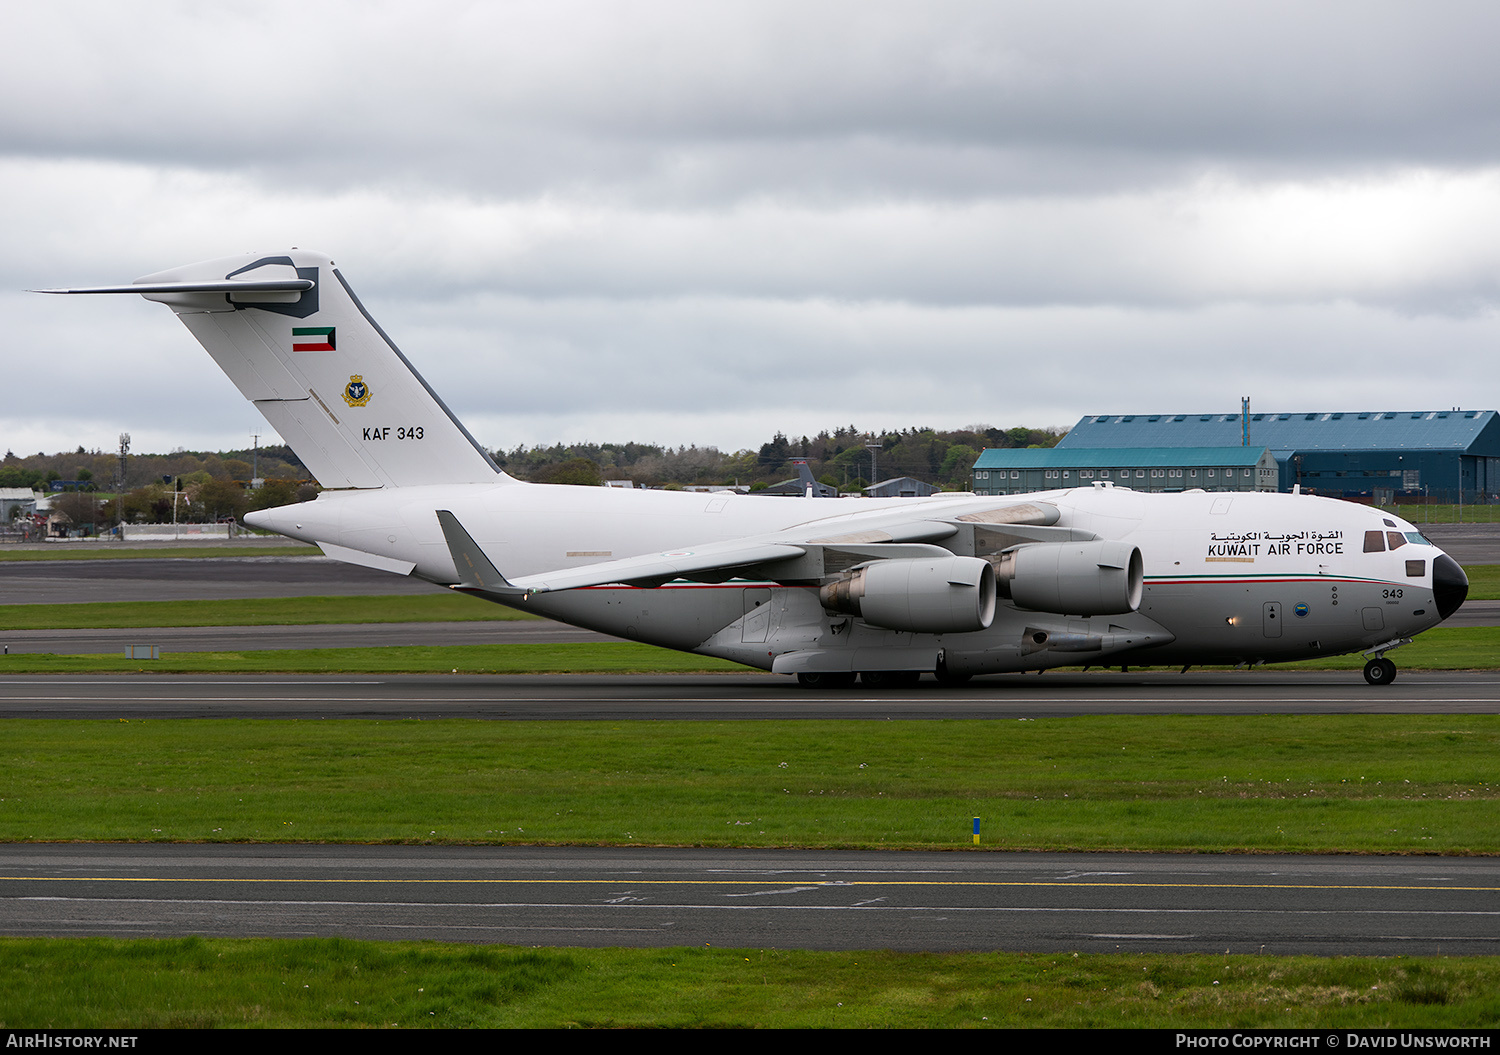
[115,432,130,540]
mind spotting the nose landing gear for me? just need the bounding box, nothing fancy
[1361,637,1411,687]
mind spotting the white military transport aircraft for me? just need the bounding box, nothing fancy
[40,250,1468,687]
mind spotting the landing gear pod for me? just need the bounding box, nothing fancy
[992,540,1143,616]
[820,556,997,634]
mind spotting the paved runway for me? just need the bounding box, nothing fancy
[0,619,610,654]
[1411,522,1500,565]
[1,669,1496,719]
[0,554,440,605]
[4,844,1498,956]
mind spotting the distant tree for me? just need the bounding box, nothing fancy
[938,444,979,486]
[246,480,299,512]
[255,444,311,478]
[51,491,99,525]
[531,457,602,487]
[191,478,247,521]
[0,467,40,489]
[116,484,173,523]
[758,432,790,475]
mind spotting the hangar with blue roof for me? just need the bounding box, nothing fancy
[972,446,1277,496]
[1040,409,1500,499]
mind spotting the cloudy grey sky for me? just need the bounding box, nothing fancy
[5,1,1500,458]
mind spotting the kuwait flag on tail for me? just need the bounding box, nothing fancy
[292,326,335,352]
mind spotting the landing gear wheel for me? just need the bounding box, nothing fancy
[859,670,921,689]
[796,672,856,690]
[934,668,972,687]
[1363,658,1398,686]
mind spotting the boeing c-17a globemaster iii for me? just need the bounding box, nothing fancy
[38,250,1469,687]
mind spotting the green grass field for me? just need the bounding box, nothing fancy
[0,593,537,630]
[1377,503,1500,525]
[3,937,1497,1028]
[1462,563,1500,598]
[4,715,1498,852]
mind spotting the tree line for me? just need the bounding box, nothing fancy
[6,421,1063,528]
[0,444,309,492]
[498,424,1063,491]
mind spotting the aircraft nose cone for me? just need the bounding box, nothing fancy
[1433,553,1468,621]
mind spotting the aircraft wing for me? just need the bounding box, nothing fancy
[510,540,811,593]
[437,497,1069,598]
[437,509,806,595]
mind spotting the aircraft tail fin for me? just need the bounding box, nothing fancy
[39,250,506,490]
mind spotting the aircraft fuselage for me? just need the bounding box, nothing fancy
[247,482,1464,677]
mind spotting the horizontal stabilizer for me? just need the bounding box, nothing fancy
[31,279,314,295]
[317,542,417,576]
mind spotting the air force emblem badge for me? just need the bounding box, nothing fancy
[343,375,371,407]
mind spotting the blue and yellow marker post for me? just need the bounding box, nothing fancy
[972,817,980,845]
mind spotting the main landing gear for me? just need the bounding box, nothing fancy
[795,671,932,689]
[857,670,921,689]
[795,672,856,689]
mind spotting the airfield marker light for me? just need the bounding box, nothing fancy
[972,817,981,845]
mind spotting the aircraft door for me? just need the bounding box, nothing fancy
[741,588,773,643]
[1362,607,1385,631]
[1262,601,1282,638]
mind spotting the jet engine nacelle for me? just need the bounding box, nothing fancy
[991,540,1143,615]
[819,555,997,634]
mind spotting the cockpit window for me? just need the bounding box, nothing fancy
[1387,531,1407,550]
[1364,530,1385,553]
[1404,531,1430,546]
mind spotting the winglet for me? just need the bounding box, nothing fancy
[435,509,530,597]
